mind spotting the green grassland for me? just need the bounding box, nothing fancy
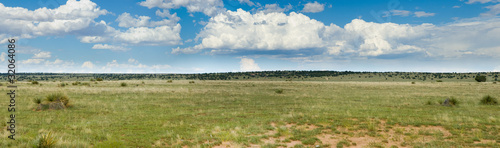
[1,78,499,147]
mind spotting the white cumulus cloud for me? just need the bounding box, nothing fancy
[240,58,261,72]
[116,12,179,28]
[82,61,95,68]
[302,1,325,13]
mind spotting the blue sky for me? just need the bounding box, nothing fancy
[1,0,500,73]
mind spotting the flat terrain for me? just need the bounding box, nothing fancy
[1,80,499,147]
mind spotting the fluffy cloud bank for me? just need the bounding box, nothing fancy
[173,8,500,59]
[0,0,182,46]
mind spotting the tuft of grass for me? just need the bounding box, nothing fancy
[480,95,498,105]
[189,81,195,84]
[426,100,433,105]
[32,81,39,85]
[275,89,284,94]
[449,97,459,106]
[411,81,415,84]
[35,132,58,148]
[121,82,127,87]
[167,80,173,83]
[96,78,103,81]
[33,97,43,104]
[58,83,66,87]
[436,80,443,82]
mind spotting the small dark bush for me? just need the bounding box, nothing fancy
[121,82,127,87]
[90,79,95,82]
[475,75,487,82]
[493,82,497,84]
[32,81,39,85]
[96,78,103,81]
[436,80,443,82]
[426,100,433,105]
[480,95,498,105]
[167,80,173,83]
[189,81,195,84]
[275,89,284,94]
[411,82,415,84]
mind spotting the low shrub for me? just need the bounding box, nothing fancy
[96,78,103,81]
[46,93,70,106]
[480,95,498,105]
[436,80,443,82]
[167,80,173,83]
[32,81,39,85]
[411,82,415,84]
[121,82,127,87]
[189,81,195,84]
[275,89,284,94]
[475,75,487,82]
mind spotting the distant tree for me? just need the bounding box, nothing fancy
[475,75,487,82]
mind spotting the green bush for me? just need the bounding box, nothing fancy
[411,82,415,84]
[475,75,487,82]
[32,81,39,85]
[34,132,57,148]
[189,81,195,84]
[167,80,173,83]
[96,78,103,81]
[275,89,284,94]
[121,82,127,87]
[480,95,498,105]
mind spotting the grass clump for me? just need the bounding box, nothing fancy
[33,97,43,104]
[189,81,195,84]
[121,82,127,87]
[411,81,415,84]
[58,83,66,87]
[167,80,173,83]
[32,81,39,85]
[96,78,103,81]
[480,95,498,105]
[436,80,443,82]
[275,89,284,94]
[46,93,70,106]
[34,132,58,148]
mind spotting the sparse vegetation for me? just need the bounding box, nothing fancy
[480,95,498,105]
[1,73,499,147]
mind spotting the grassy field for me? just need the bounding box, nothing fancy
[1,80,499,147]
